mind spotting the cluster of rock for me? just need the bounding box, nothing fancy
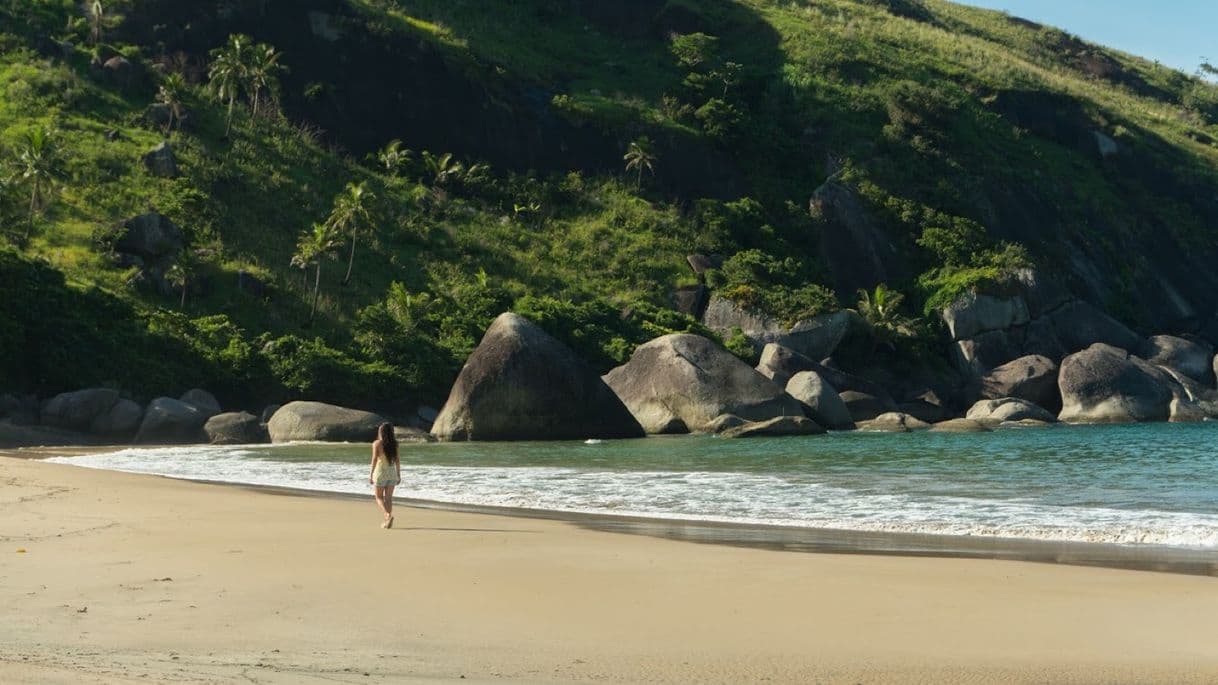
[0,388,435,448]
[427,307,1218,442]
[5,294,1216,448]
[938,269,1218,425]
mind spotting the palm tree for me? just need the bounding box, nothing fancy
[856,284,916,337]
[325,182,376,286]
[376,139,410,176]
[16,128,63,245]
[165,258,193,308]
[421,151,464,187]
[291,222,343,325]
[246,42,286,118]
[208,34,251,136]
[156,73,188,134]
[86,0,104,46]
[623,136,657,189]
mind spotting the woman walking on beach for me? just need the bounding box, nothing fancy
[369,422,401,528]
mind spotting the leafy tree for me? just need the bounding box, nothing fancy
[15,128,64,246]
[290,222,343,325]
[623,136,657,189]
[208,34,251,135]
[156,72,188,134]
[324,181,376,286]
[246,42,286,117]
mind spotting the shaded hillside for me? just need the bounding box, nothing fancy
[1,0,1216,410]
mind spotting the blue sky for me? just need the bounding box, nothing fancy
[961,0,1216,77]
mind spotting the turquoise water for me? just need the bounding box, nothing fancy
[49,422,1218,548]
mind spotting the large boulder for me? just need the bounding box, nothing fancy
[857,412,930,433]
[718,416,824,439]
[40,388,119,432]
[966,398,1056,425]
[179,389,221,419]
[204,412,268,445]
[941,292,1030,342]
[134,397,208,444]
[785,371,854,429]
[142,141,178,178]
[604,333,803,434]
[91,399,144,438]
[978,355,1061,412]
[928,418,992,433]
[432,313,643,441]
[839,391,890,423]
[1143,335,1215,386]
[702,297,852,360]
[1057,344,1174,423]
[267,402,386,443]
[116,212,184,260]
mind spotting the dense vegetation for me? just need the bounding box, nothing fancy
[1,0,1216,414]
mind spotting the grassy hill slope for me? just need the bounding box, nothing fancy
[1,0,1216,414]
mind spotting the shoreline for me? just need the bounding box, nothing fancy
[14,445,1218,577]
[4,454,1218,683]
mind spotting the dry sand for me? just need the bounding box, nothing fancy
[2,454,1218,684]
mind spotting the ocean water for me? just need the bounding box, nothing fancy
[47,422,1218,549]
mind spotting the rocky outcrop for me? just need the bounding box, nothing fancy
[966,398,1056,425]
[143,141,178,178]
[977,354,1060,412]
[433,313,643,441]
[857,412,930,432]
[116,212,184,261]
[810,180,906,298]
[756,343,895,406]
[1057,344,1175,423]
[40,388,120,432]
[180,389,221,418]
[702,297,852,360]
[204,412,268,445]
[928,418,992,433]
[706,414,747,434]
[1142,335,1215,386]
[604,334,803,434]
[135,397,208,444]
[718,416,824,439]
[785,371,854,429]
[941,269,1144,377]
[267,401,386,443]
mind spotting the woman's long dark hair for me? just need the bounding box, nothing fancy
[378,422,399,463]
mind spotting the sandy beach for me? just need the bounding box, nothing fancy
[3,454,1218,684]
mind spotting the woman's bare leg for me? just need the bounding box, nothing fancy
[383,485,395,517]
[374,486,390,519]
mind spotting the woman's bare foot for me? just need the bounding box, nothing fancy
[386,515,394,529]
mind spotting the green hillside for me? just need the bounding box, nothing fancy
[2,0,1216,414]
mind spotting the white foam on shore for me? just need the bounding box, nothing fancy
[47,445,1218,549]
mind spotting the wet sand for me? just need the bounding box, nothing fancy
[3,453,1218,683]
